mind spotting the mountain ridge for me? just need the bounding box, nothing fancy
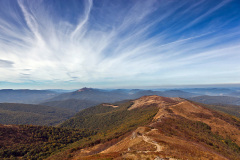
[0,89,60,104]
[1,95,240,159]
[54,95,240,160]
[188,95,240,105]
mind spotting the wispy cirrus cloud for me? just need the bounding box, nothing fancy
[0,59,14,68]
[0,0,239,89]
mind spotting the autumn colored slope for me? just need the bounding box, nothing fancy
[55,95,240,160]
[0,124,95,159]
[2,95,240,160]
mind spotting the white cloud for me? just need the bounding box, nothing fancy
[0,0,239,88]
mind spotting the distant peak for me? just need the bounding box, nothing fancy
[76,87,93,92]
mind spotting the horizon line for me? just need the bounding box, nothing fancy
[1,83,240,90]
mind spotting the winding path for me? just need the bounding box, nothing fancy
[142,134,163,152]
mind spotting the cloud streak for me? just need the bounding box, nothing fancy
[0,0,240,88]
[0,59,14,68]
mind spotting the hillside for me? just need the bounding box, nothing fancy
[60,101,159,133]
[50,95,240,160]
[0,103,75,126]
[187,101,240,118]
[40,99,100,112]
[1,99,159,160]
[0,124,95,159]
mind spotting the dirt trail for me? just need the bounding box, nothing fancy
[142,134,163,152]
[131,129,163,153]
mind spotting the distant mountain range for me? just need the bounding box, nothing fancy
[0,87,201,104]
[45,87,199,102]
[181,88,240,97]
[0,87,239,111]
[188,95,240,105]
[0,89,60,104]
[43,87,240,109]
[38,87,201,111]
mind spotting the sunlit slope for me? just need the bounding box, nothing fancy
[65,96,240,160]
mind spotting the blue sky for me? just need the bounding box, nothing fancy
[0,0,240,89]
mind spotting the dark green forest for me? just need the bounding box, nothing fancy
[40,99,99,112]
[0,124,96,159]
[0,103,75,126]
[60,101,159,133]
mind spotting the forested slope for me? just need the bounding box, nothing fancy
[0,103,75,126]
[0,124,95,159]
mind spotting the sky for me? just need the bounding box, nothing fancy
[0,0,240,89]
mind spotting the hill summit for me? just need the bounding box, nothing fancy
[76,87,95,92]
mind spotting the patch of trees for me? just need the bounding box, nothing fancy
[0,125,96,159]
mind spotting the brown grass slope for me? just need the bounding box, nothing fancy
[65,95,240,160]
